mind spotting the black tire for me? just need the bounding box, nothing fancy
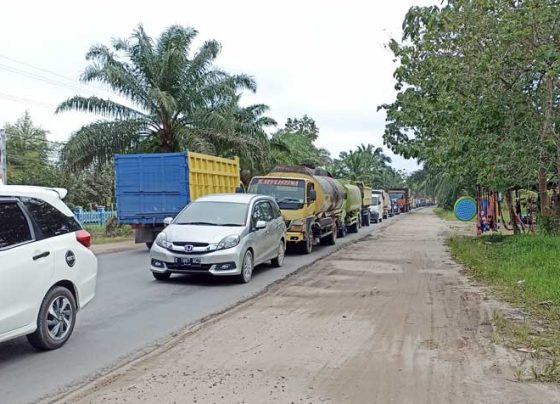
[271,241,285,268]
[27,286,77,351]
[235,250,254,283]
[146,242,153,250]
[325,223,337,246]
[299,234,313,254]
[152,271,171,281]
[338,224,348,238]
[348,222,359,233]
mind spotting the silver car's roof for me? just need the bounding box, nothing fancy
[194,193,273,204]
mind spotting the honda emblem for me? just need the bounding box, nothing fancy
[184,244,194,252]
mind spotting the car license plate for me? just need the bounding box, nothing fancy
[175,257,202,266]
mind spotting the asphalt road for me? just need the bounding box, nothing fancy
[0,215,398,404]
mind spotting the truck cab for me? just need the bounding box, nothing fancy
[248,176,316,238]
[249,167,344,254]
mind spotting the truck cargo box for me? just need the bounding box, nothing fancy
[115,152,241,227]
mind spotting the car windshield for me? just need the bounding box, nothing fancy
[249,178,305,210]
[174,201,248,226]
[372,196,380,205]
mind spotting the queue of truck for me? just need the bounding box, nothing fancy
[113,152,417,282]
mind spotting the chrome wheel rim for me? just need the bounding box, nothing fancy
[47,296,73,340]
[277,243,285,265]
[243,252,253,281]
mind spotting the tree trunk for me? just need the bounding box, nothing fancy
[505,189,520,235]
[538,74,554,216]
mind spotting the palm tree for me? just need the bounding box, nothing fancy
[57,25,269,169]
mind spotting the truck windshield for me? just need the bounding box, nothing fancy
[249,178,305,210]
[372,196,380,206]
[175,201,248,226]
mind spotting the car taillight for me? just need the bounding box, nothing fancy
[76,230,92,248]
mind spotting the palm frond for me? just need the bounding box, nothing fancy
[56,96,147,120]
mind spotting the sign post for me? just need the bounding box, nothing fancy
[0,129,6,185]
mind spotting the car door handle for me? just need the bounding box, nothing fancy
[33,251,50,261]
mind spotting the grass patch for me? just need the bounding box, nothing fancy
[84,223,133,245]
[450,234,560,382]
[434,208,457,221]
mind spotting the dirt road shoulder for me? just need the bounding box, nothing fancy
[55,209,560,404]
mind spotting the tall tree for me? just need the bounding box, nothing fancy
[4,112,58,186]
[57,25,270,170]
[380,0,560,221]
[270,116,331,169]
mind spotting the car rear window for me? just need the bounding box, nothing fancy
[22,197,81,239]
[0,202,33,249]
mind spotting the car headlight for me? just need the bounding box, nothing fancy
[155,232,173,249]
[217,235,240,250]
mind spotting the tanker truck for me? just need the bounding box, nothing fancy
[356,182,372,227]
[248,166,346,254]
[339,180,364,234]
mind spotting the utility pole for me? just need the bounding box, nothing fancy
[0,129,6,185]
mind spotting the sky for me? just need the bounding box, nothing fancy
[0,0,435,173]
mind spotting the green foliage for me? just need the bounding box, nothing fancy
[104,217,133,238]
[60,167,116,209]
[57,24,275,171]
[450,234,560,381]
[84,222,133,244]
[330,144,404,188]
[380,1,560,206]
[270,116,331,169]
[5,112,59,186]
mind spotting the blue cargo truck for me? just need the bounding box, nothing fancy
[115,152,242,248]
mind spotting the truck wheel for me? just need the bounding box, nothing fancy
[299,234,313,254]
[146,242,153,250]
[325,224,337,246]
[338,224,347,238]
[348,222,359,233]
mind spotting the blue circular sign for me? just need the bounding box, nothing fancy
[454,197,477,222]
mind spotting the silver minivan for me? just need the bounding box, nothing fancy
[150,194,287,283]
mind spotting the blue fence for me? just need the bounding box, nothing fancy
[74,209,117,225]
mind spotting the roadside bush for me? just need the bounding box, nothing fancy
[104,217,133,238]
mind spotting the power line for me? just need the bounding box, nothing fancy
[0,91,56,109]
[0,54,117,98]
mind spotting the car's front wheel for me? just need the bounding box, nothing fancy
[236,250,254,283]
[27,286,77,351]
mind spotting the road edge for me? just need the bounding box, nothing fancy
[44,214,405,403]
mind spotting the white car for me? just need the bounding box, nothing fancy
[150,194,286,283]
[0,186,98,350]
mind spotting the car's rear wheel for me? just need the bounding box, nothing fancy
[271,241,285,267]
[27,287,77,351]
[236,250,254,283]
[152,271,171,281]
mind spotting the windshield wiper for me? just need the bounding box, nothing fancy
[177,221,218,226]
[219,223,244,227]
[277,197,303,203]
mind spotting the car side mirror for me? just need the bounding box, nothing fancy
[163,217,173,226]
[255,220,267,230]
[378,200,382,205]
[308,189,317,202]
